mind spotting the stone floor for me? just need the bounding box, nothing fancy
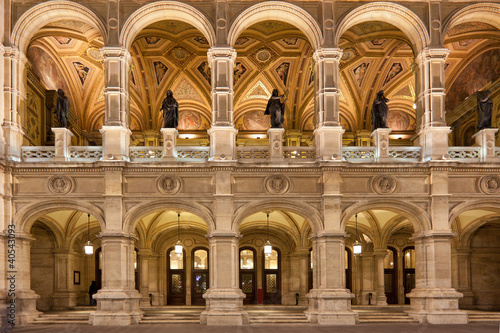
[6,323,500,333]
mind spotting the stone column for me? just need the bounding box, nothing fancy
[412,48,450,161]
[161,128,178,161]
[89,232,143,325]
[473,128,498,162]
[359,251,376,305]
[148,253,162,306]
[51,249,78,310]
[406,231,467,324]
[207,48,238,161]
[138,249,151,306]
[52,128,73,162]
[100,47,131,161]
[2,47,25,161]
[313,48,345,160]
[287,248,309,305]
[306,232,357,325]
[12,234,41,325]
[373,249,387,306]
[371,128,391,162]
[267,128,284,161]
[200,231,248,325]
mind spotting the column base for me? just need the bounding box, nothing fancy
[2,122,23,161]
[51,292,78,310]
[89,289,143,325]
[208,126,238,161]
[407,288,468,324]
[375,294,387,306]
[200,288,248,325]
[305,289,357,325]
[15,291,41,325]
[100,126,131,161]
[314,126,345,161]
[414,126,451,161]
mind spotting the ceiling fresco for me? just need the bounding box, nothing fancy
[24,18,500,144]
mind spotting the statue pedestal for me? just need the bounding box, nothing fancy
[160,128,178,161]
[314,126,344,161]
[414,126,451,161]
[267,128,285,162]
[208,126,238,161]
[371,128,391,162]
[52,128,73,162]
[100,126,131,161]
[473,128,498,162]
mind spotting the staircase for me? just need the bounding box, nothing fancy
[353,305,418,323]
[140,306,203,324]
[467,310,500,322]
[246,306,309,324]
[32,311,90,325]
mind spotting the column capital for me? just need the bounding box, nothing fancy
[415,47,450,63]
[100,46,131,59]
[373,248,388,257]
[411,230,455,240]
[313,48,343,61]
[312,230,347,240]
[207,47,236,60]
[206,230,241,239]
[98,230,137,241]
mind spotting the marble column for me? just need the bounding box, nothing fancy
[207,47,238,161]
[313,48,344,161]
[51,249,78,309]
[407,231,468,324]
[373,249,387,306]
[306,232,357,325]
[89,232,143,326]
[412,48,450,161]
[200,231,248,325]
[100,47,131,161]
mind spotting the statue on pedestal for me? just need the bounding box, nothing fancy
[264,89,288,128]
[55,89,69,128]
[160,90,179,128]
[477,90,493,131]
[371,90,389,130]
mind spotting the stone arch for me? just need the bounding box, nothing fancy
[123,199,215,234]
[341,200,430,233]
[11,0,107,54]
[442,3,500,44]
[14,200,105,234]
[335,2,430,54]
[448,200,500,232]
[232,200,322,234]
[31,217,65,248]
[228,1,323,50]
[120,1,216,50]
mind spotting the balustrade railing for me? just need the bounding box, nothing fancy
[388,147,421,162]
[448,147,480,161]
[176,147,210,161]
[342,147,376,162]
[496,147,500,159]
[283,147,315,160]
[237,146,268,160]
[21,146,56,161]
[130,146,163,161]
[69,146,103,162]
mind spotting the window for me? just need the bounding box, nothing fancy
[264,249,278,269]
[193,249,207,269]
[169,249,183,269]
[240,249,254,269]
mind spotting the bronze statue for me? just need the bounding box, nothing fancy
[55,89,69,128]
[371,90,389,130]
[160,90,179,128]
[264,89,288,128]
[477,90,493,131]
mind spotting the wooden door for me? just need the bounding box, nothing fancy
[167,248,186,305]
[384,247,398,304]
[239,248,256,304]
[345,248,352,291]
[403,247,415,304]
[263,248,281,304]
[191,248,209,305]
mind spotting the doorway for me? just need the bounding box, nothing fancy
[167,247,186,305]
[191,247,209,305]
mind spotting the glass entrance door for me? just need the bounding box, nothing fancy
[168,248,186,305]
[191,248,208,305]
[239,248,256,304]
[263,249,281,304]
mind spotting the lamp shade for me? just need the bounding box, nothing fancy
[84,241,93,255]
[353,240,362,255]
[175,240,183,254]
[264,240,272,255]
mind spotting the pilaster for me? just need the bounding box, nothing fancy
[51,249,78,310]
[373,249,388,306]
[358,251,376,305]
[407,231,468,324]
[413,48,450,161]
[138,248,152,306]
[306,232,357,325]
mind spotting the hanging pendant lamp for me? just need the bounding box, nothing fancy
[353,213,362,255]
[264,212,272,255]
[175,212,183,254]
[84,213,93,255]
